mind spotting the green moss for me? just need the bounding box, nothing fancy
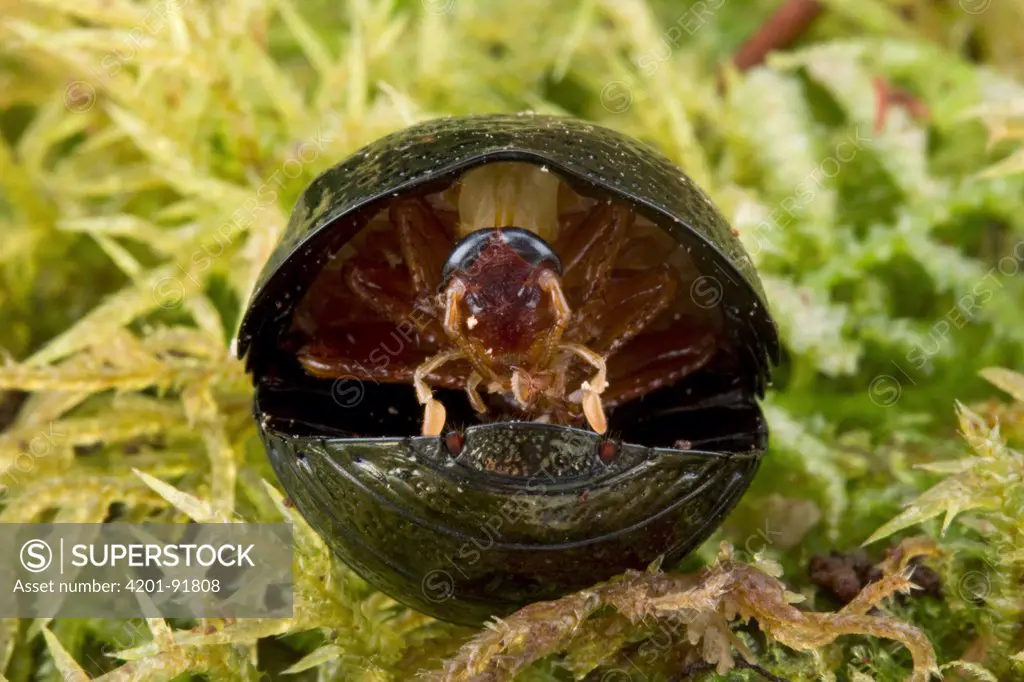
[1,0,1023,679]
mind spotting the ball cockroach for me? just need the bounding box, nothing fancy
[238,113,779,624]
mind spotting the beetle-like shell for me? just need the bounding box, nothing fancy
[238,114,780,624]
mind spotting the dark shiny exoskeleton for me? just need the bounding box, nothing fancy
[443,227,563,282]
[237,113,779,625]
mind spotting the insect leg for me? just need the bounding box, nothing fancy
[390,198,454,297]
[552,203,633,306]
[570,264,678,354]
[527,268,573,367]
[465,371,488,413]
[414,349,468,436]
[559,342,609,434]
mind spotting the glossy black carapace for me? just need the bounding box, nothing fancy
[237,113,779,624]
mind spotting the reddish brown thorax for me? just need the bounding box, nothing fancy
[451,233,555,360]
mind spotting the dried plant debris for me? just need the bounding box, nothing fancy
[426,542,938,682]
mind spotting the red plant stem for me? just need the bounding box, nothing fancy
[732,0,824,72]
[873,77,931,131]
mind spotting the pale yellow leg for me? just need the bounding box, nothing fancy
[466,372,488,413]
[538,269,572,335]
[560,343,609,434]
[442,278,468,340]
[534,269,572,363]
[511,369,532,407]
[414,349,467,436]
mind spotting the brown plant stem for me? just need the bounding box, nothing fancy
[872,77,931,131]
[424,541,939,682]
[732,0,824,72]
